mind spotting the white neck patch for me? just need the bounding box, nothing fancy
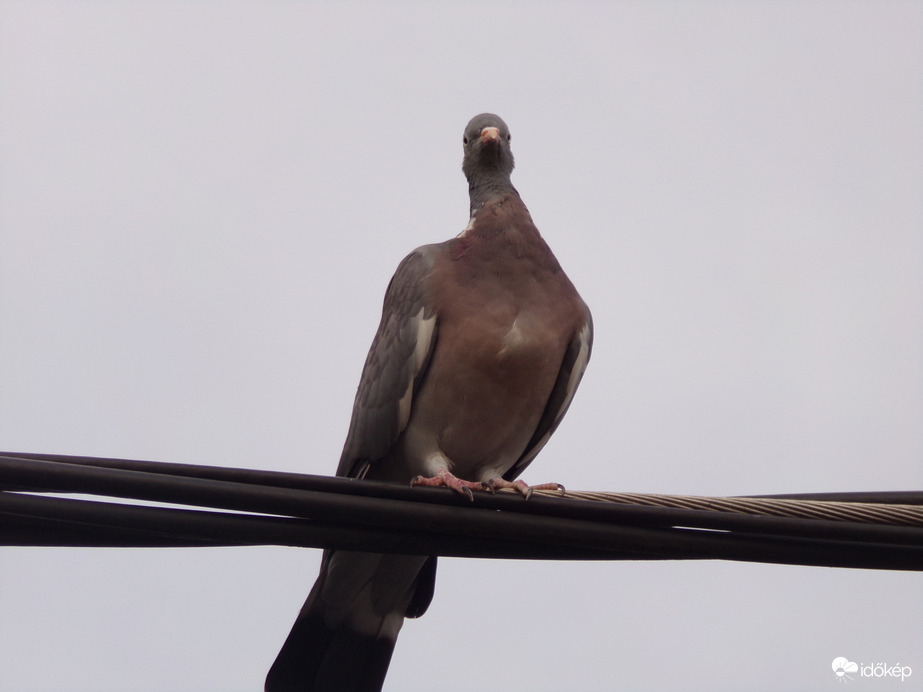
[457,214,477,238]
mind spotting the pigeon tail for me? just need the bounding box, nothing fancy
[265,553,436,692]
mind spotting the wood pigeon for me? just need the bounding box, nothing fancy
[265,113,593,692]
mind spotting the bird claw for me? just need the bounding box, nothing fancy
[411,470,564,501]
[410,469,487,501]
[485,478,565,499]
[534,482,566,496]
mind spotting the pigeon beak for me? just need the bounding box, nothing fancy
[480,127,501,142]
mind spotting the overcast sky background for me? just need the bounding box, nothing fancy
[1,2,922,691]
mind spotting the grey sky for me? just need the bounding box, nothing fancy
[1,2,921,690]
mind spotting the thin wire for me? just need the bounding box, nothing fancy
[526,489,923,526]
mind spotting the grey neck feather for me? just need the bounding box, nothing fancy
[467,175,519,218]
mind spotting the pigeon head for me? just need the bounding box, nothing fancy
[462,113,514,179]
[462,113,518,214]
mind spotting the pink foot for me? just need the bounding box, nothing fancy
[411,468,488,501]
[485,478,566,499]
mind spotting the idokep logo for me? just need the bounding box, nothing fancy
[833,657,859,682]
[832,657,913,683]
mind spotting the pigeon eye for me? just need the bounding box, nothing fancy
[506,134,511,142]
[463,136,469,145]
